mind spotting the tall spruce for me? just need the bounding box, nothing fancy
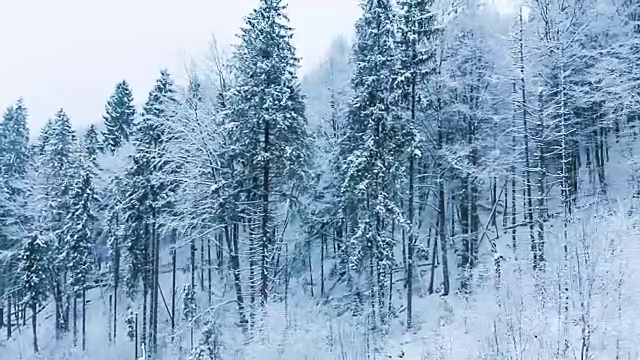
[123,69,177,357]
[395,0,437,329]
[42,109,77,338]
[0,100,30,313]
[339,0,403,330]
[102,81,135,153]
[17,232,50,353]
[227,0,310,310]
[64,169,98,350]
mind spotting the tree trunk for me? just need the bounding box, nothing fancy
[225,223,247,331]
[73,293,78,346]
[207,236,212,306]
[113,213,120,343]
[518,8,536,271]
[31,302,38,353]
[308,239,314,297]
[407,152,415,329]
[217,233,224,278]
[171,229,177,332]
[6,295,11,339]
[320,232,325,299]
[260,117,271,308]
[82,288,86,351]
[200,238,205,291]
[536,90,547,269]
[134,313,138,360]
[151,210,160,356]
[108,295,112,343]
[439,182,449,296]
[142,278,147,350]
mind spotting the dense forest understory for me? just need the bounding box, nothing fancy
[2,0,640,359]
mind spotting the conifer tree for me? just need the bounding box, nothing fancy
[395,0,437,328]
[337,0,402,328]
[227,0,310,309]
[41,109,77,338]
[64,170,98,350]
[83,124,101,170]
[17,232,50,353]
[102,80,136,153]
[0,100,30,306]
[190,318,223,360]
[0,99,30,182]
[123,69,177,356]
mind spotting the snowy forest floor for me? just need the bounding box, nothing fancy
[3,139,640,360]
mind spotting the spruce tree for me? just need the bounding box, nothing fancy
[41,109,77,338]
[395,0,437,328]
[0,101,28,273]
[227,0,310,310]
[0,100,30,333]
[337,0,402,328]
[17,232,50,353]
[64,170,98,350]
[123,69,177,356]
[102,80,135,153]
[83,124,101,170]
[1,99,30,181]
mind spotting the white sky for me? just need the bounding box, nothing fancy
[0,0,361,132]
[0,0,512,133]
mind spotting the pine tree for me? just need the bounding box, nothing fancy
[64,170,98,350]
[189,318,223,360]
[0,99,30,181]
[41,109,77,338]
[395,0,437,328]
[227,0,310,310]
[123,69,177,356]
[102,80,136,153]
[337,0,402,329]
[83,124,101,171]
[17,232,50,353]
[182,283,197,349]
[34,118,54,156]
[0,100,30,308]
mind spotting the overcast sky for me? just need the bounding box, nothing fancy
[0,0,361,132]
[0,0,512,133]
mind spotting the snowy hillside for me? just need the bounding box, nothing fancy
[2,0,640,359]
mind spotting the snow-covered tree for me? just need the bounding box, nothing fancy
[336,0,405,329]
[17,231,50,353]
[123,69,177,356]
[102,80,136,153]
[64,169,98,350]
[40,109,77,338]
[226,0,310,311]
[395,0,438,327]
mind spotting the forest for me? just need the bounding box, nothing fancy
[1,0,640,359]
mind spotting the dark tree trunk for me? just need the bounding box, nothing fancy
[73,293,78,346]
[225,223,247,331]
[320,232,325,299]
[6,295,11,339]
[260,118,271,307]
[518,9,536,271]
[308,240,314,297]
[207,236,212,305]
[82,288,86,351]
[200,238,205,292]
[407,152,415,329]
[31,302,38,353]
[113,213,120,343]
[171,229,177,332]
